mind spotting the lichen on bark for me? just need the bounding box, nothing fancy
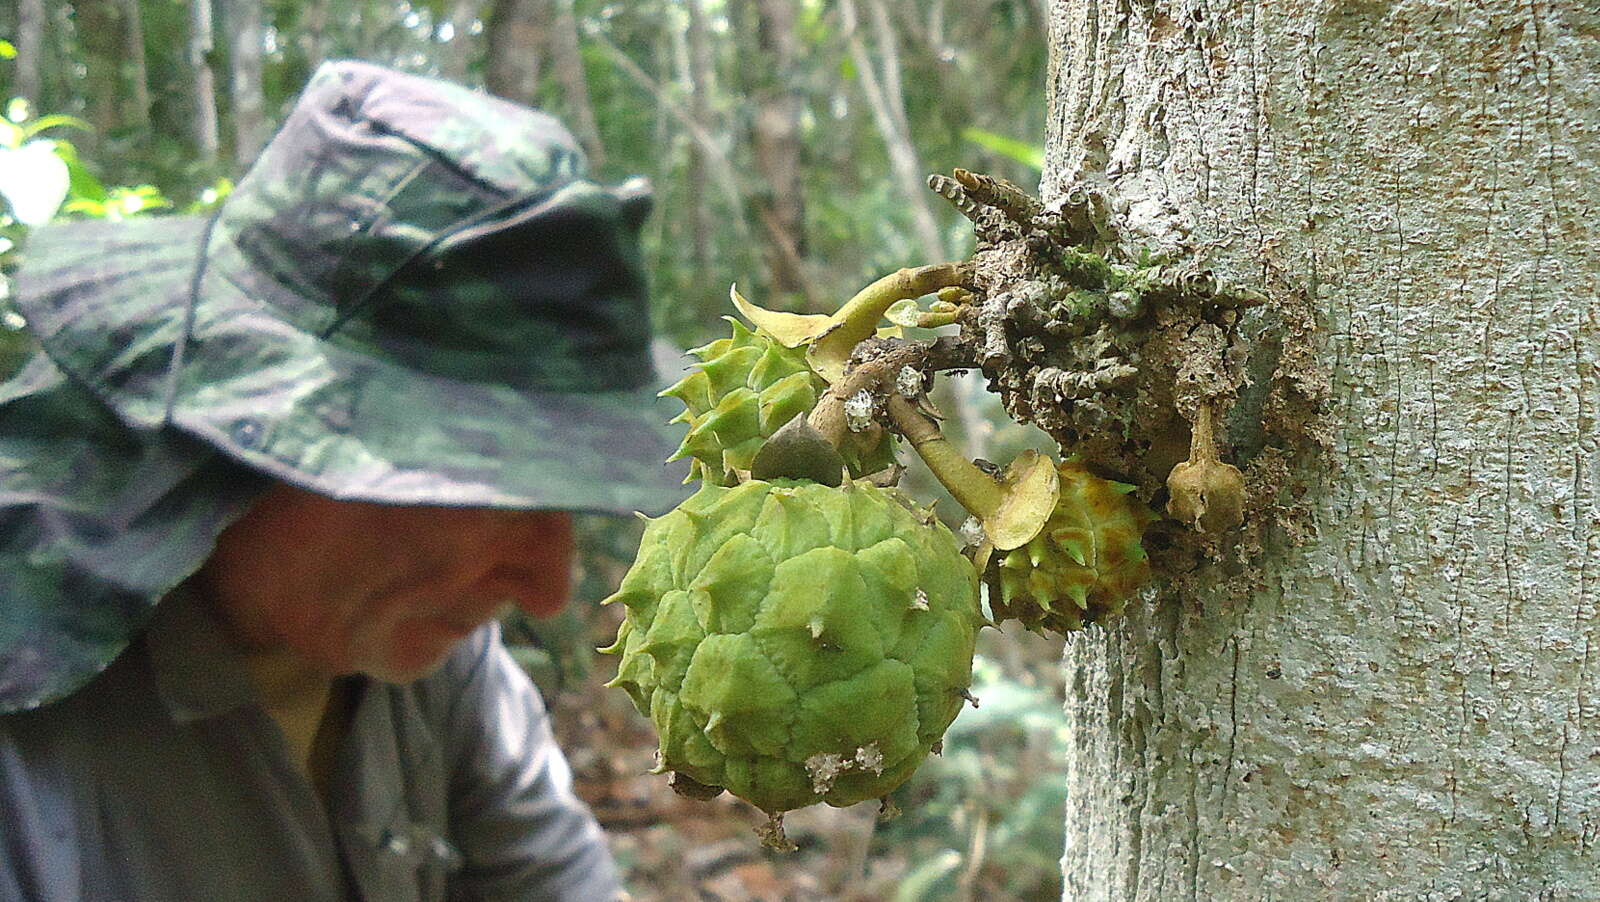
[931,167,1330,571]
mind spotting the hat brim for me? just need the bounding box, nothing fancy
[0,349,269,713]
[17,214,692,517]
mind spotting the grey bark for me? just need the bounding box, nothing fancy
[1048,0,1600,899]
[224,0,269,166]
[484,0,548,108]
[14,0,46,110]
[189,0,220,165]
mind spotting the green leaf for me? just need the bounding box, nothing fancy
[108,185,173,219]
[64,160,107,206]
[960,127,1044,171]
[21,114,92,140]
[61,199,108,217]
[0,40,17,59]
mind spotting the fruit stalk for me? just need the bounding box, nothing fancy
[884,395,1003,518]
[1165,400,1246,533]
[806,262,971,383]
[884,395,1058,551]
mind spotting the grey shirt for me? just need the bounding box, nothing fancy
[0,592,621,902]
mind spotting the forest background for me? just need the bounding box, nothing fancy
[0,1,1066,899]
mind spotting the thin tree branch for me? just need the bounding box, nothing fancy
[585,25,750,241]
[840,0,946,262]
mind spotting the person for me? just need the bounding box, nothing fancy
[0,61,690,901]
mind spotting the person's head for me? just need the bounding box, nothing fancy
[195,482,578,682]
[0,61,690,712]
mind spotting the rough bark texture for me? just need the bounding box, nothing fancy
[1046,0,1598,898]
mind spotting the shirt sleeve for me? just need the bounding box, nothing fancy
[441,624,622,902]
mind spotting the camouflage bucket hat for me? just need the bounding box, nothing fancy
[1,61,690,711]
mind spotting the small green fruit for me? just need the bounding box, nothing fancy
[602,478,982,815]
[661,319,897,485]
[990,460,1157,633]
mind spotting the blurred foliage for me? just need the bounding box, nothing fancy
[0,90,228,378]
[0,0,1046,347]
[878,647,1068,901]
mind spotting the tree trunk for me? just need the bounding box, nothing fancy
[484,0,548,108]
[189,0,221,166]
[1044,0,1599,898]
[14,0,46,110]
[296,0,334,75]
[679,0,715,274]
[436,0,483,85]
[120,0,151,131]
[589,28,748,244]
[224,0,269,166]
[545,0,602,166]
[840,0,946,263]
[74,0,124,154]
[746,0,812,305]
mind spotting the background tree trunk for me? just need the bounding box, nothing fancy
[436,0,483,85]
[589,28,749,245]
[484,0,548,108]
[119,0,151,131]
[679,0,714,275]
[14,0,47,110]
[188,0,221,166]
[745,0,812,305]
[840,0,946,263]
[296,0,334,75]
[1045,0,1599,898]
[224,0,269,166]
[74,0,124,157]
[547,0,603,167]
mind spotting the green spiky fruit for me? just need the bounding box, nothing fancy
[662,319,897,485]
[601,477,982,815]
[990,460,1158,633]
